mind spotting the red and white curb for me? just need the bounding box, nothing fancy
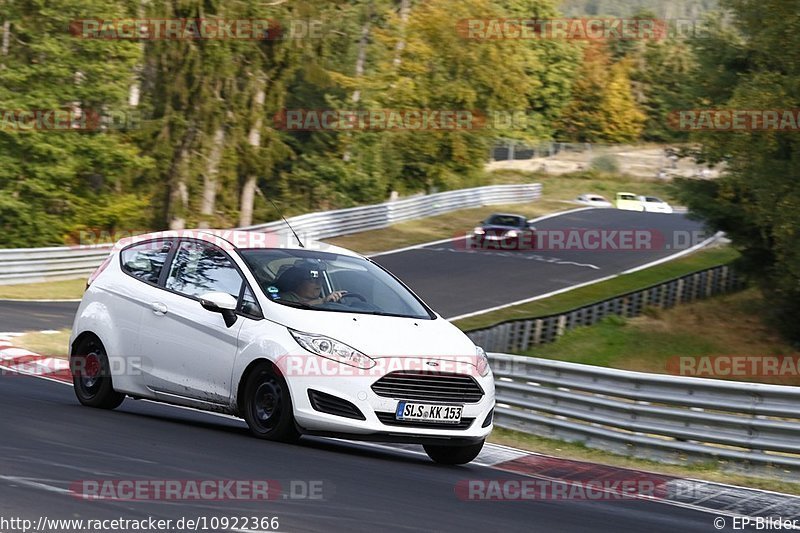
[0,332,71,383]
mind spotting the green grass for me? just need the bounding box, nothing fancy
[11,329,71,358]
[453,246,740,331]
[517,288,800,386]
[489,427,800,494]
[0,278,86,300]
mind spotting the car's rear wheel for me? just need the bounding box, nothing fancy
[71,336,125,409]
[242,363,299,442]
[424,439,485,465]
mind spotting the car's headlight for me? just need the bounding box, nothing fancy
[476,346,491,377]
[473,227,485,235]
[290,330,376,369]
[506,230,519,238]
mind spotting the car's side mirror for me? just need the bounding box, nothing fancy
[199,292,238,328]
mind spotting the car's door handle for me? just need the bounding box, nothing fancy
[151,302,168,315]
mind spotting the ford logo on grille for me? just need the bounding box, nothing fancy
[426,361,439,367]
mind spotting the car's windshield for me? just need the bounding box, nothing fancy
[238,249,434,319]
[486,215,524,227]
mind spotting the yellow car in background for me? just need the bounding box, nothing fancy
[615,192,644,212]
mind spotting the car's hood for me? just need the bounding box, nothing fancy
[480,224,521,232]
[272,309,477,359]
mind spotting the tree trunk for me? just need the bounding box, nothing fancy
[350,20,370,105]
[167,123,197,230]
[343,17,371,162]
[392,0,411,69]
[238,78,266,227]
[198,125,225,228]
[1,20,10,69]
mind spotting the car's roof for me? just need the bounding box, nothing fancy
[486,213,525,219]
[113,229,362,258]
[617,191,637,196]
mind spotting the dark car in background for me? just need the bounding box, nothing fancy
[470,213,536,250]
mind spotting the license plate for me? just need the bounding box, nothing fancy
[395,402,463,423]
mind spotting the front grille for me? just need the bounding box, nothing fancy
[308,390,366,420]
[371,371,484,404]
[376,412,475,430]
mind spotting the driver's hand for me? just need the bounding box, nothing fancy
[324,290,348,302]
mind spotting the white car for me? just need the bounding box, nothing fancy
[70,230,494,464]
[575,194,613,208]
[638,196,673,214]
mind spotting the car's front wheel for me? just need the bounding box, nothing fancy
[70,336,125,409]
[423,439,485,465]
[242,363,299,442]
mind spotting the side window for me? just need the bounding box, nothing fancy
[121,240,173,284]
[165,241,243,299]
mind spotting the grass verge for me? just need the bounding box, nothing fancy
[519,287,800,385]
[453,246,739,331]
[0,278,85,300]
[488,427,800,495]
[12,329,71,358]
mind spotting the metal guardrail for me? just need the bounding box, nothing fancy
[0,183,542,285]
[467,264,746,353]
[489,353,800,477]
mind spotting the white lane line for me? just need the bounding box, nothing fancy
[0,347,39,357]
[621,231,724,274]
[368,236,462,258]
[526,206,596,224]
[445,275,618,322]
[422,246,601,270]
[0,298,82,303]
[555,261,601,269]
[0,475,71,495]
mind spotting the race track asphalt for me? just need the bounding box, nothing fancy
[0,373,717,533]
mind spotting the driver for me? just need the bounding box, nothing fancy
[276,264,347,306]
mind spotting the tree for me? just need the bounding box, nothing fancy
[0,0,147,247]
[675,0,800,340]
[557,43,645,143]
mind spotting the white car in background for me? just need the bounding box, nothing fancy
[575,194,613,208]
[69,230,494,465]
[638,196,674,214]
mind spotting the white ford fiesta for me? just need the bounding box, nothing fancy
[70,229,494,464]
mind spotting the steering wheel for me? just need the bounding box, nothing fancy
[339,292,367,303]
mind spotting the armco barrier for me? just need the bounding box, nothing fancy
[0,183,541,285]
[466,264,746,353]
[489,352,800,479]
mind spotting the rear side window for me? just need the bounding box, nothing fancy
[120,240,173,284]
[165,241,243,299]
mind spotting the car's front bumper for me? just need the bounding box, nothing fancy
[285,361,495,444]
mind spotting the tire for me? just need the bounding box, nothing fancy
[424,439,485,465]
[71,336,125,410]
[242,363,299,442]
